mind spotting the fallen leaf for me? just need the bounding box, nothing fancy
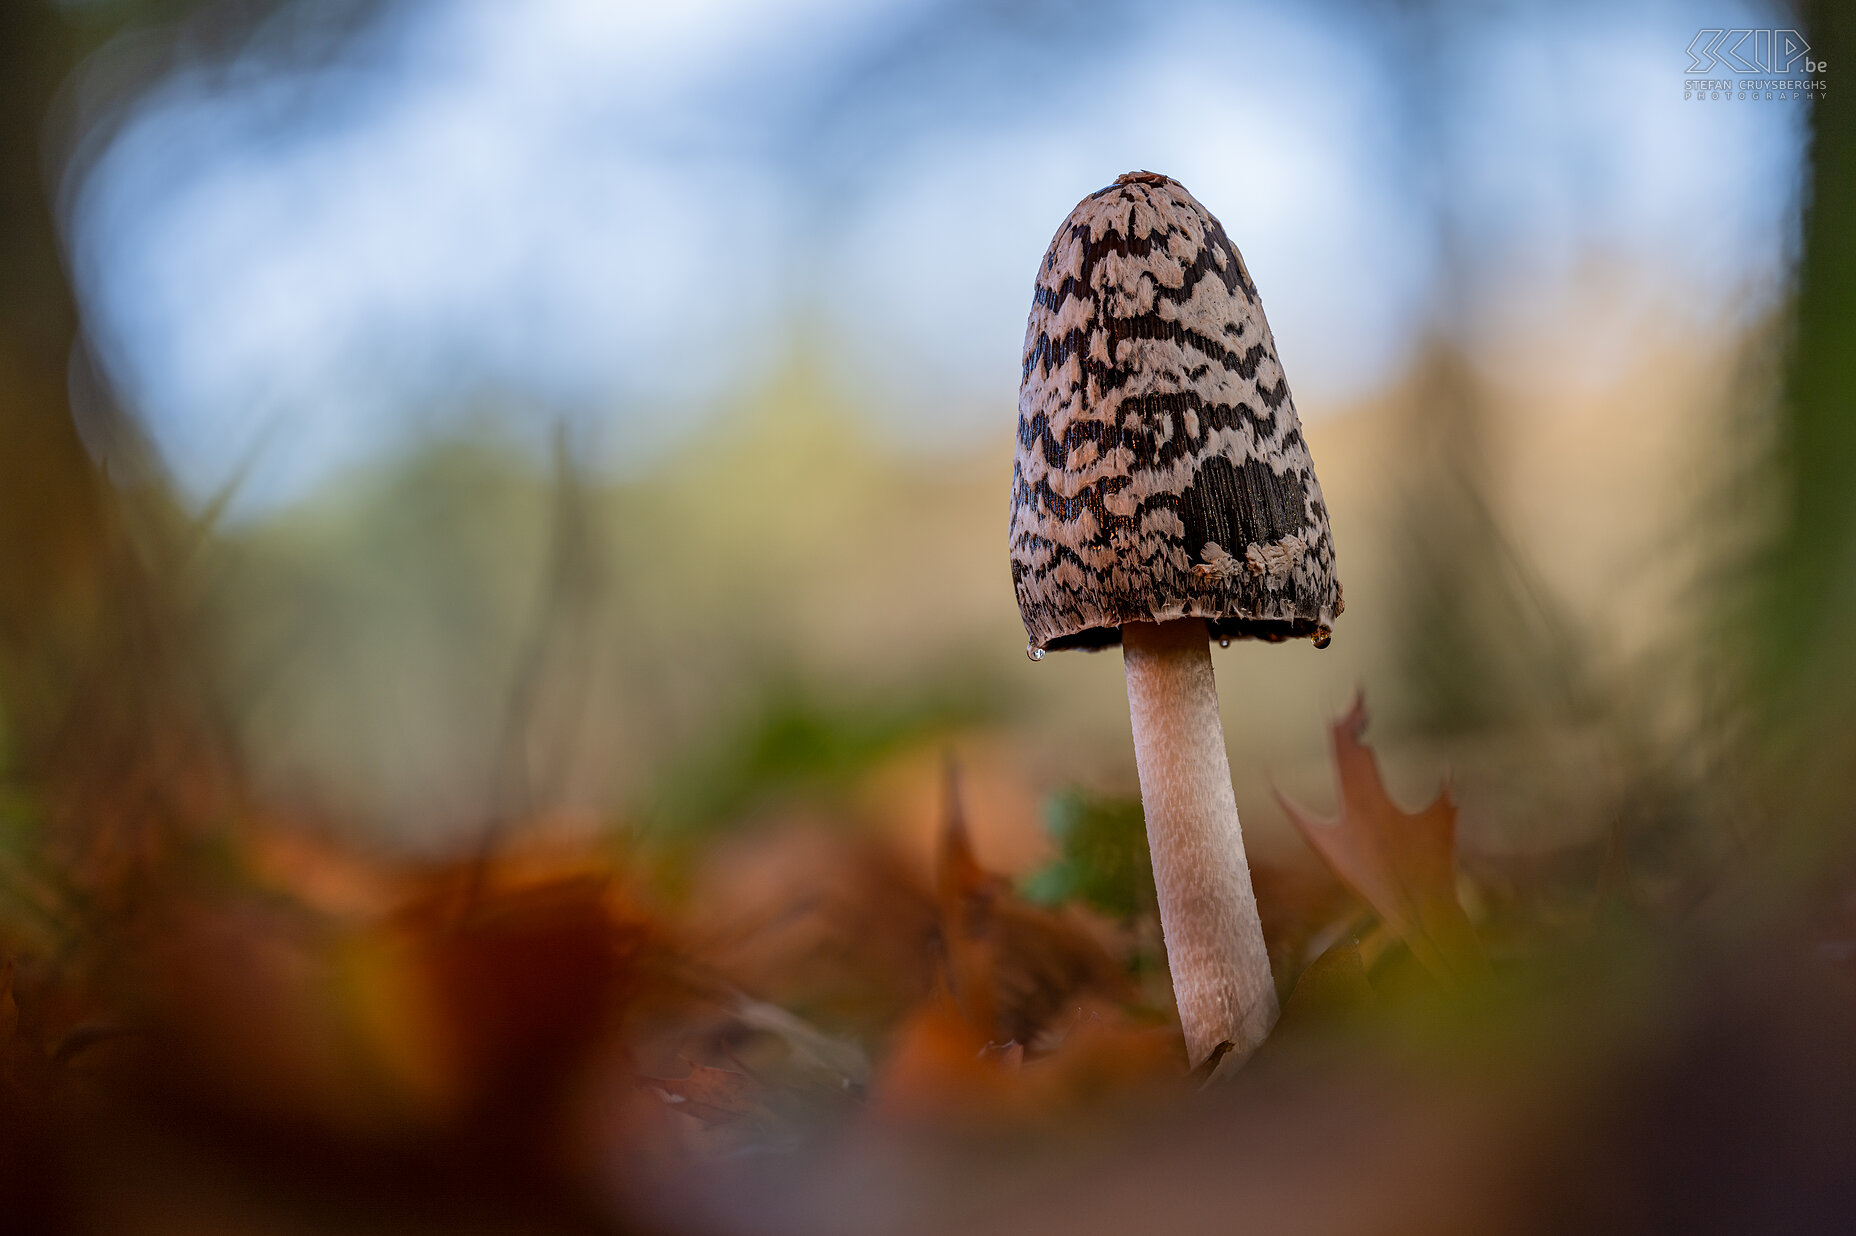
[936,756,1130,1045]
[0,959,16,1048]
[1277,695,1486,984]
[1018,1001,1185,1110]
[646,1060,764,1128]
[685,823,941,1042]
[727,992,871,1089]
[402,869,651,1132]
[866,976,1002,1121]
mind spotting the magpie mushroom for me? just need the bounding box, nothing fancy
[1011,172,1342,1068]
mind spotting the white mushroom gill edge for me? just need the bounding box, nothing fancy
[1121,617,1279,1068]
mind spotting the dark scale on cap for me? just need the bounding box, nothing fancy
[1010,172,1342,652]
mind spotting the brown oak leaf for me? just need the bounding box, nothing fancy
[1276,694,1486,984]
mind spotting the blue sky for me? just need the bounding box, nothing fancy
[65,0,1806,512]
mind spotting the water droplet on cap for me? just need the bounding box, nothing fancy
[1312,629,1332,649]
[1027,645,1046,662]
[1218,637,1231,648]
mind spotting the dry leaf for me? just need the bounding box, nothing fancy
[1277,694,1486,984]
[646,1060,764,1128]
[936,757,1129,1045]
[0,959,16,1051]
[867,978,1005,1120]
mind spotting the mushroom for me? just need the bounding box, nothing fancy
[1011,171,1342,1068]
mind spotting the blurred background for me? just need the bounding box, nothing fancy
[2,0,1853,1232]
[21,0,1816,856]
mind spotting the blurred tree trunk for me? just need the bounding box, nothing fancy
[0,1,236,899]
[1383,0,1590,737]
[1391,340,1592,735]
[1760,1,1856,859]
[0,2,98,666]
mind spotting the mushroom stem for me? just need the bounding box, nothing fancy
[1122,617,1279,1067]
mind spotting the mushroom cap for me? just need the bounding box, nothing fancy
[1011,171,1342,653]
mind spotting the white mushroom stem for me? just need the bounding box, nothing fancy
[1122,617,1279,1068]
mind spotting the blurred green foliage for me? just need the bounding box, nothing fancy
[1021,790,1156,921]
[1768,3,1856,686]
[647,676,1003,839]
[1756,0,1856,856]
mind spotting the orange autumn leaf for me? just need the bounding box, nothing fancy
[934,756,1129,1046]
[862,761,1174,1126]
[935,755,1008,1038]
[1276,694,1486,984]
[867,977,1008,1121]
[870,983,1184,1127]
